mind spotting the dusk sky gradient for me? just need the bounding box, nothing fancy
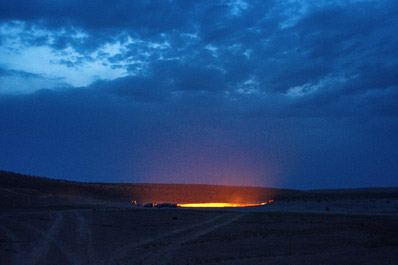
[1,0,397,189]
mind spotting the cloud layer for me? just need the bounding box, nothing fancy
[0,0,397,188]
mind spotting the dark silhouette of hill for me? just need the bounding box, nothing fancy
[1,171,397,209]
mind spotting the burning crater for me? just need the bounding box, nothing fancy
[177,202,270,208]
[131,184,276,208]
[132,200,274,208]
[133,200,273,208]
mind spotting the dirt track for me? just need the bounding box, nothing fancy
[0,209,242,265]
[1,208,398,265]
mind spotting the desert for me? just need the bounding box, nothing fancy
[1,171,397,265]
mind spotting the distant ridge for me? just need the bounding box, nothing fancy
[1,171,398,209]
[0,170,287,204]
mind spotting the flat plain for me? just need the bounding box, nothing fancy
[1,172,398,264]
[1,205,398,265]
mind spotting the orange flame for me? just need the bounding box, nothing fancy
[177,202,268,208]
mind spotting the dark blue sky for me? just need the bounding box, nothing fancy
[0,0,397,189]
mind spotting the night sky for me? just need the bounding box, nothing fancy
[0,1,397,189]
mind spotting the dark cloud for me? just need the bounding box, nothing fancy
[0,67,42,78]
[0,1,187,30]
[0,1,397,188]
[151,61,226,92]
[94,76,171,102]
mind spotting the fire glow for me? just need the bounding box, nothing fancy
[177,202,269,208]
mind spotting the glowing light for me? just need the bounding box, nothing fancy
[177,202,268,208]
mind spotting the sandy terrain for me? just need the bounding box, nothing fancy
[241,198,398,215]
[1,204,397,265]
[1,172,397,264]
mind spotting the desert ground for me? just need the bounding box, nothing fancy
[1,172,398,264]
[1,200,398,265]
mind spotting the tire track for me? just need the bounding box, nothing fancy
[74,211,95,264]
[113,213,245,265]
[108,213,227,264]
[22,212,77,265]
[0,222,21,265]
[141,213,246,265]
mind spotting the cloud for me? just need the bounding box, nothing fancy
[1,0,395,96]
[0,0,397,188]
